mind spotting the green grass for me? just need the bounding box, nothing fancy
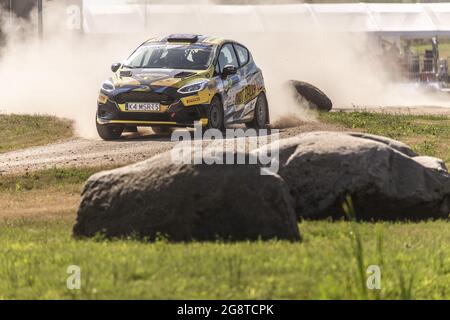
[0,217,447,299]
[320,111,450,166]
[0,167,111,193]
[0,114,73,153]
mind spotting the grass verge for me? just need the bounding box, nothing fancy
[0,114,73,153]
[0,167,114,219]
[0,167,105,193]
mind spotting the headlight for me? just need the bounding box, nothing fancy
[177,80,208,94]
[101,80,115,92]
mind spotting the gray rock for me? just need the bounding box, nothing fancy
[73,152,300,241]
[252,131,450,220]
[346,132,418,157]
[413,156,448,173]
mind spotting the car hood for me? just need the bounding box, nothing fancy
[111,68,211,89]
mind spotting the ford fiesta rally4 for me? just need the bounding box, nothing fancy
[96,34,269,140]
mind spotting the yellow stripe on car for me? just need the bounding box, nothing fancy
[181,90,212,106]
[98,119,178,126]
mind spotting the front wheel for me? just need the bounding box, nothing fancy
[246,93,269,129]
[206,96,224,131]
[96,121,123,140]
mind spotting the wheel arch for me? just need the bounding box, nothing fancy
[211,92,224,106]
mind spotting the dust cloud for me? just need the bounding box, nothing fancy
[0,3,146,138]
[0,2,449,138]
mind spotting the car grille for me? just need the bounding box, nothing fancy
[113,91,174,105]
[117,112,174,122]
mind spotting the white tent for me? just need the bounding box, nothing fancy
[82,2,450,38]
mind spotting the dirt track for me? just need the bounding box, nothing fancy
[0,133,176,174]
[0,121,345,174]
[1,106,449,175]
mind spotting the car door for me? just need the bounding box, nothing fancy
[216,43,245,124]
[233,43,261,122]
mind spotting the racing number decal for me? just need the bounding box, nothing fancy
[222,71,257,123]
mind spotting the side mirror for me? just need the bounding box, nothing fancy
[111,63,122,73]
[222,65,237,78]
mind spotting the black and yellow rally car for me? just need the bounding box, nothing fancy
[96,34,269,140]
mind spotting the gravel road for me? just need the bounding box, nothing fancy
[1,106,448,175]
[0,122,345,175]
[0,133,176,174]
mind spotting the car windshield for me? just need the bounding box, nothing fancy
[124,43,215,70]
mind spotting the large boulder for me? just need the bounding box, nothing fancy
[252,131,450,220]
[73,152,300,241]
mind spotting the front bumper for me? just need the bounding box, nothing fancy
[96,100,209,127]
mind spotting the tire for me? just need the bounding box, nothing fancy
[246,93,269,129]
[206,96,224,131]
[151,126,174,135]
[290,80,333,112]
[96,122,123,140]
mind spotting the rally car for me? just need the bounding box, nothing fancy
[96,34,269,140]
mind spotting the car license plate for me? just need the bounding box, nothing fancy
[125,102,160,112]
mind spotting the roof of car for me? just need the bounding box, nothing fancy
[144,35,228,46]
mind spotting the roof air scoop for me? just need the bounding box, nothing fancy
[167,34,199,43]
